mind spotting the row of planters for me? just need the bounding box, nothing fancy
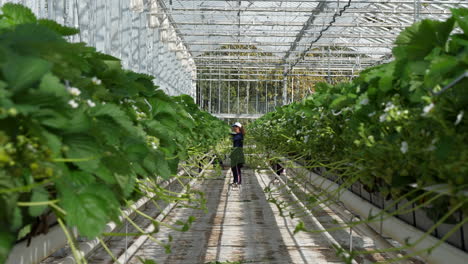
[0,4,228,262]
[250,9,468,225]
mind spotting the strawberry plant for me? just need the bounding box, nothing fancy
[0,3,228,262]
[251,8,468,218]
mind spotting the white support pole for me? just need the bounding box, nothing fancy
[282,65,288,105]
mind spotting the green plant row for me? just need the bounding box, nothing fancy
[250,9,468,217]
[0,3,228,262]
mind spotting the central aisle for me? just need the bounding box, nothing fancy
[128,169,344,264]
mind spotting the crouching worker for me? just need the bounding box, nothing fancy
[230,122,245,185]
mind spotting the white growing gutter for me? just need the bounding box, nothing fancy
[284,159,468,264]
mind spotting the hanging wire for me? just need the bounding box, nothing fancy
[433,71,468,96]
[287,0,352,75]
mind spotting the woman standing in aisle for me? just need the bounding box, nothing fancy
[230,122,245,186]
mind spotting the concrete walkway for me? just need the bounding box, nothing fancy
[128,169,346,264]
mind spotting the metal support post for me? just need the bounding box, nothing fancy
[256,78,259,114]
[282,65,288,105]
[274,76,278,107]
[218,66,221,113]
[228,71,231,114]
[209,68,212,113]
[237,79,240,114]
[265,81,268,113]
[246,81,250,114]
[291,76,294,103]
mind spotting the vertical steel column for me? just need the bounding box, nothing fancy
[104,0,111,54]
[200,78,204,110]
[91,0,98,47]
[140,12,148,74]
[256,78,259,114]
[121,0,131,69]
[327,46,331,83]
[209,69,212,113]
[265,81,268,113]
[218,66,221,113]
[414,0,421,22]
[228,71,231,114]
[198,77,204,110]
[291,76,294,103]
[282,65,288,105]
[274,75,278,107]
[246,81,250,114]
[77,0,90,44]
[237,79,240,114]
[47,0,54,20]
[136,13,143,73]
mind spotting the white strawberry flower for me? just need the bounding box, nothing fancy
[86,100,96,107]
[91,77,102,85]
[359,98,369,105]
[384,102,395,112]
[400,141,408,154]
[379,113,388,122]
[421,103,435,116]
[68,100,79,108]
[67,87,81,96]
[455,110,464,125]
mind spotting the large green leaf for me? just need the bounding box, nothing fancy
[451,8,468,36]
[38,19,79,36]
[1,3,36,25]
[29,187,48,217]
[378,62,395,92]
[114,171,137,198]
[3,55,51,92]
[63,110,92,134]
[93,165,115,184]
[90,104,143,138]
[39,129,62,156]
[424,55,459,89]
[39,73,68,98]
[0,230,15,264]
[61,184,120,237]
[34,109,69,129]
[63,134,101,171]
[393,18,455,60]
[123,141,149,162]
[150,150,172,179]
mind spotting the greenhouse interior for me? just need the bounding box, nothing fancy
[0,0,467,263]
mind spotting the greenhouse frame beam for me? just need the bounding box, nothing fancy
[189,49,389,55]
[188,42,394,47]
[283,1,326,62]
[181,33,398,39]
[196,72,359,77]
[155,0,193,57]
[172,0,465,4]
[175,21,411,28]
[197,65,361,71]
[196,76,357,82]
[195,56,382,62]
[195,62,375,67]
[212,113,263,119]
[163,7,452,15]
